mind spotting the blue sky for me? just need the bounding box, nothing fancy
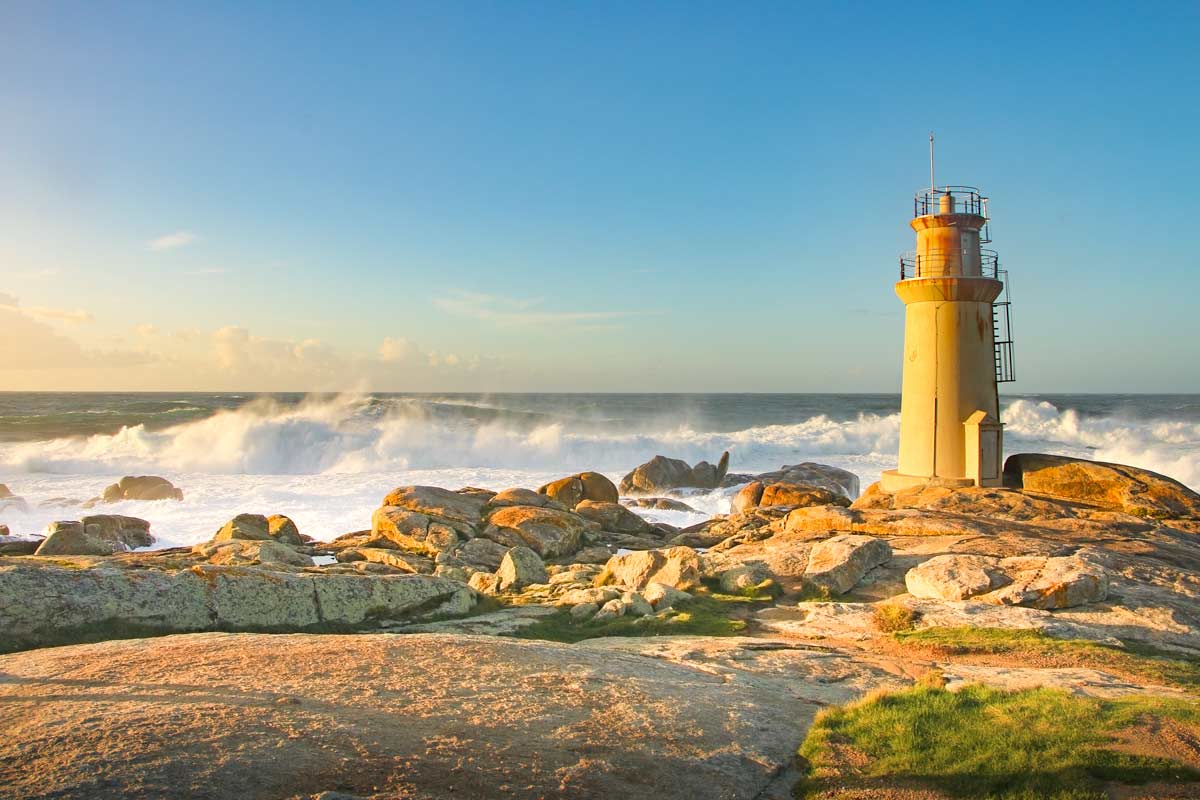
[1,1,1198,391]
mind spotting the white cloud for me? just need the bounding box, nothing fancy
[24,306,94,324]
[434,290,636,327]
[148,231,199,251]
[378,337,416,363]
[0,295,93,324]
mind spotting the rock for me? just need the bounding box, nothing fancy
[732,481,850,514]
[0,633,812,799]
[371,507,461,556]
[623,497,698,512]
[619,452,730,495]
[480,506,588,559]
[597,546,701,590]
[572,545,616,564]
[549,565,602,585]
[719,563,772,594]
[537,472,619,508]
[213,513,271,542]
[80,515,153,551]
[468,571,502,595]
[621,591,654,617]
[573,500,653,534]
[980,555,1109,610]
[355,548,436,574]
[642,582,692,611]
[496,546,548,591]
[569,601,599,620]
[99,475,183,503]
[904,554,1009,601]
[0,484,13,499]
[34,522,112,556]
[0,536,40,556]
[1004,453,1200,519]
[556,586,621,607]
[0,565,475,651]
[804,534,892,594]
[380,486,490,529]
[594,598,627,621]
[731,481,766,514]
[192,540,314,568]
[748,463,860,500]
[488,488,557,509]
[266,515,303,545]
[456,537,510,571]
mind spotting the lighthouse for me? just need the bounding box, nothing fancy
[880,171,1015,492]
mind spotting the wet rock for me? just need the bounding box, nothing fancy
[747,463,859,500]
[496,546,548,591]
[0,535,41,556]
[573,500,653,534]
[34,521,112,556]
[804,534,892,594]
[1004,453,1200,519]
[731,481,851,514]
[537,472,619,508]
[596,546,701,590]
[622,497,698,512]
[619,452,730,495]
[99,475,183,503]
[80,515,153,551]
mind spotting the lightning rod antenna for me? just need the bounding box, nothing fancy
[929,131,936,193]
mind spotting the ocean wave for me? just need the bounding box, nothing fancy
[1002,399,1200,488]
[0,394,1196,491]
[0,392,900,478]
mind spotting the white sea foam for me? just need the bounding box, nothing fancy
[0,394,1196,548]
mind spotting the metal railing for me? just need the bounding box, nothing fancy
[914,185,988,218]
[898,248,1000,280]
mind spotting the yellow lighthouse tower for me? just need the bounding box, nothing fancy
[880,161,1014,492]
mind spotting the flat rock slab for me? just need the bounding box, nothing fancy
[0,632,811,800]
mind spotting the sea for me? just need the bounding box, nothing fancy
[1,392,1197,548]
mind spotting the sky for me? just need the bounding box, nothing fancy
[1,1,1198,393]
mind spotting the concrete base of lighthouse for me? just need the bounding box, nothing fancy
[878,469,981,493]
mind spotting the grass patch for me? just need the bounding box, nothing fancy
[873,602,919,633]
[796,683,1200,799]
[513,588,769,644]
[896,627,1200,694]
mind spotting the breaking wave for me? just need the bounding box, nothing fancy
[0,393,902,478]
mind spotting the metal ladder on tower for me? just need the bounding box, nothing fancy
[993,268,1015,383]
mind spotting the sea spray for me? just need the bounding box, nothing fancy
[1,392,1197,548]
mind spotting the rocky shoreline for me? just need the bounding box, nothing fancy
[3,451,1200,798]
